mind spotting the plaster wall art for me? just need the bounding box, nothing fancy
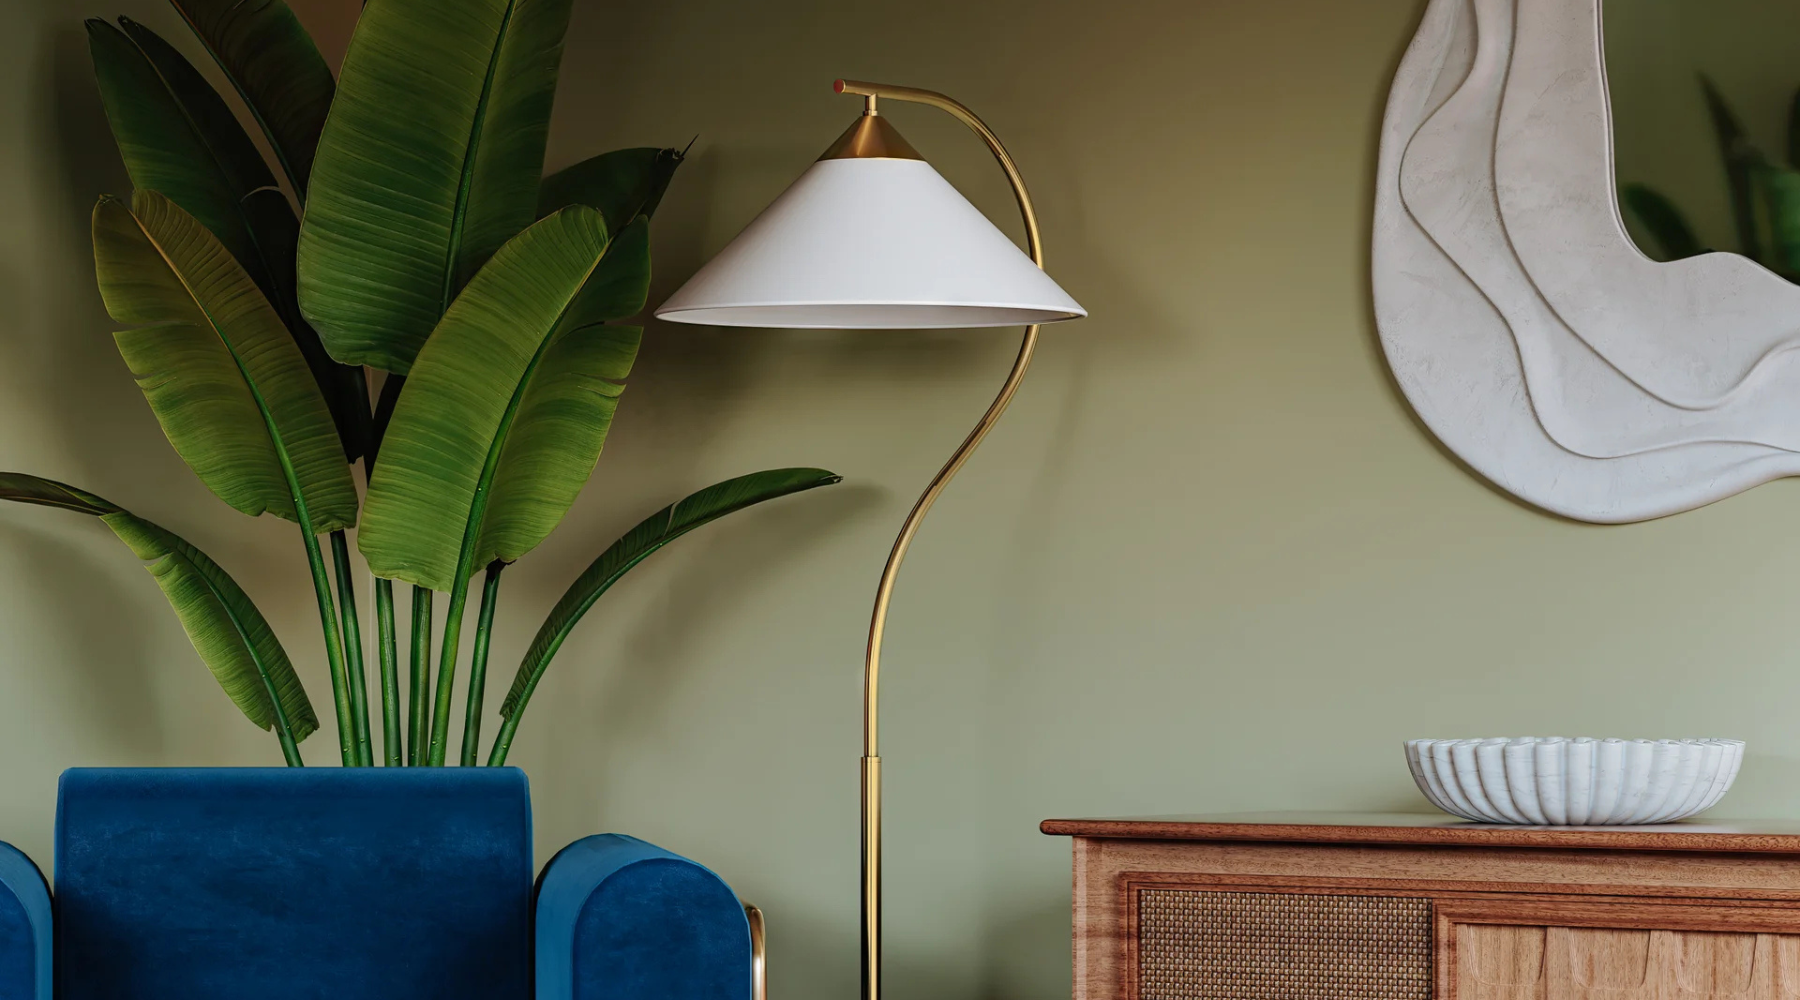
[1373,0,1800,522]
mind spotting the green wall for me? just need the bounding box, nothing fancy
[4,0,1800,997]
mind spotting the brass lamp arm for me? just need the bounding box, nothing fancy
[835,79,1046,1000]
[834,77,1045,759]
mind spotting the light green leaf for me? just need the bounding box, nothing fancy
[488,468,842,762]
[298,0,576,373]
[538,146,685,232]
[479,323,641,563]
[92,190,358,533]
[0,472,317,745]
[361,205,634,589]
[166,0,336,197]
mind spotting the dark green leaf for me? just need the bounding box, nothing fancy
[298,0,577,373]
[537,146,685,232]
[1619,183,1704,261]
[0,473,317,743]
[166,0,336,197]
[1756,161,1800,275]
[0,473,119,515]
[116,17,274,200]
[494,469,843,730]
[91,18,364,460]
[87,18,271,284]
[1789,84,1800,169]
[240,187,368,460]
[563,216,651,328]
[1700,76,1764,263]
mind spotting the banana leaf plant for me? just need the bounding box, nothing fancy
[1620,77,1800,282]
[1,0,838,766]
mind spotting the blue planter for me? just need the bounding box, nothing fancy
[0,768,753,1000]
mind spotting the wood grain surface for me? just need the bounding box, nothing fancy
[1056,816,1800,1000]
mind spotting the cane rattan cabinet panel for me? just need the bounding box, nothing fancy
[1043,813,1800,1000]
[1137,889,1431,1000]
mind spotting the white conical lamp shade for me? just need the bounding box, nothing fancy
[654,155,1085,330]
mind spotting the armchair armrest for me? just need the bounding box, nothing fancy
[0,843,50,1000]
[536,834,753,1000]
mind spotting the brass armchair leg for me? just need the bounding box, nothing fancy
[745,903,766,1000]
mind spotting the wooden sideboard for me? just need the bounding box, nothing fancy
[1041,812,1800,1000]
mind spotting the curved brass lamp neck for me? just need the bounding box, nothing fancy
[837,77,1045,1000]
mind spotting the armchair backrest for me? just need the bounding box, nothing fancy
[55,768,534,1000]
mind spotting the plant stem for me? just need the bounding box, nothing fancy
[408,586,433,766]
[368,374,406,470]
[331,531,373,766]
[252,652,304,767]
[375,577,401,766]
[487,705,521,766]
[357,366,401,766]
[460,561,506,766]
[348,365,377,465]
[426,573,472,766]
[301,527,356,766]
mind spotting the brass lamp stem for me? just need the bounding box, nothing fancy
[834,78,1046,1000]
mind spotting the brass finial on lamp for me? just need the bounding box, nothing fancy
[655,79,1086,1000]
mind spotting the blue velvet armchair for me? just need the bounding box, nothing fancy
[0,768,759,1000]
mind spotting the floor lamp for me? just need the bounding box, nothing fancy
[655,79,1086,1000]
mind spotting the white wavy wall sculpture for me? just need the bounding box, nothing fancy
[1373,0,1800,523]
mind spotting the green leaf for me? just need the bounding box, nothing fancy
[92,190,359,532]
[166,0,336,197]
[537,146,685,232]
[91,17,365,461]
[88,18,272,284]
[0,473,119,515]
[562,215,652,329]
[1756,161,1800,276]
[1789,85,1800,169]
[478,323,640,563]
[360,206,639,589]
[298,0,576,373]
[1619,183,1704,261]
[1700,76,1764,263]
[0,472,317,746]
[490,468,842,758]
[240,187,369,461]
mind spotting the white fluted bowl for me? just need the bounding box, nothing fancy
[1406,738,1743,825]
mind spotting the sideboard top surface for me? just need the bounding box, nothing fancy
[1039,812,1800,853]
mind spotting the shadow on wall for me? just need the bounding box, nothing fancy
[979,889,1076,1000]
[1353,0,1560,524]
[1719,752,1800,813]
[37,24,178,491]
[0,523,163,760]
[531,482,879,840]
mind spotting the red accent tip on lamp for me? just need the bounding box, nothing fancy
[833,79,846,93]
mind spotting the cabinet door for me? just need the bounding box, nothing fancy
[1131,889,1433,1000]
[1456,923,1800,999]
